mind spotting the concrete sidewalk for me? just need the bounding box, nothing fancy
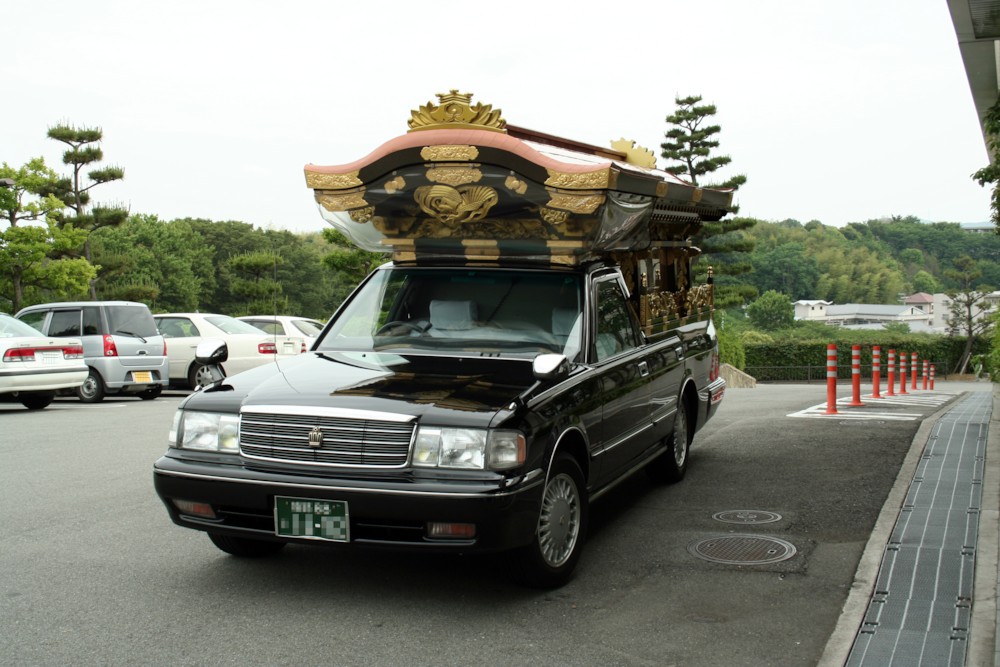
[817,381,998,666]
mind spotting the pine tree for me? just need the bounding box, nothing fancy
[47,124,127,298]
[661,95,754,308]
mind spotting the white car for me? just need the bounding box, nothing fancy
[237,315,325,352]
[154,313,301,389]
[0,313,89,410]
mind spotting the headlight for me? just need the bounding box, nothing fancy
[412,427,525,470]
[171,410,240,453]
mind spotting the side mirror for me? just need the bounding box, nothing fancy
[195,338,228,365]
[533,353,570,381]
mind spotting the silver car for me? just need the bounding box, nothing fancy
[15,301,169,402]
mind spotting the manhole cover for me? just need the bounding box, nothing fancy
[688,535,797,565]
[712,510,782,525]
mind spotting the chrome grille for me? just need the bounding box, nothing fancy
[238,406,416,468]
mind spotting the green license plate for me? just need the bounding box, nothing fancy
[274,497,349,542]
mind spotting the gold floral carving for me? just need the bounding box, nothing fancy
[316,191,368,212]
[544,169,610,189]
[349,207,375,224]
[427,167,482,187]
[610,138,657,169]
[540,208,570,224]
[305,170,362,189]
[413,184,498,226]
[505,174,528,195]
[408,90,507,133]
[687,284,713,312]
[546,192,605,214]
[420,145,480,162]
[384,176,406,194]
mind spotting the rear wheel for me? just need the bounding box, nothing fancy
[208,533,287,558]
[646,400,690,484]
[20,393,54,410]
[77,369,106,403]
[188,362,221,390]
[513,455,588,588]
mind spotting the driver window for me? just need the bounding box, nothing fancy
[594,279,640,362]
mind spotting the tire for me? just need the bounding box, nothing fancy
[76,369,106,403]
[20,393,54,410]
[646,400,690,484]
[137,385,162,400]
[188,362,222,390]
[513,455,588,588]
[208,533,287,558]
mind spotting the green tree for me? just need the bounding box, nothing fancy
[746,290,794,330]
[911,270,940,294]
[749,242,819,300]
[225,250,287,316]
[944,255,996,373]
[47,123,127,298]
[322,228,387,306]
[972,94,1000,231]
[0,222,94,312]
[0,158,67,228]
[660,95,753,308]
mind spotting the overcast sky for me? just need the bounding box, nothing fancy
[3,0,991,233]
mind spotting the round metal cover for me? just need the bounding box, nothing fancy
[713,510,782,525]
[688,535,797,565]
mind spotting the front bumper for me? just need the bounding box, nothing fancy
[153,455,545,553]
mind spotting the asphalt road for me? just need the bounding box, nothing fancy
[0,383,980,667]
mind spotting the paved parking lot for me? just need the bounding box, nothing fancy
[0,381,992,666]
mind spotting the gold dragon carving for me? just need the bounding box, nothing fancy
[413,184,499,227]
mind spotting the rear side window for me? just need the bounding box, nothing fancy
[49,310,83,337]
[18,310,47,331]
[107,305,158,338]
[83,306,101,335]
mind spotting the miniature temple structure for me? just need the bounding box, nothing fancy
[304,91,735,337]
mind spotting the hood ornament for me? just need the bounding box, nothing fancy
[308,427,323,448]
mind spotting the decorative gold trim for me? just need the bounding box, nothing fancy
[546,192,605,215]
[544,169,610,190]
[305,170,362,189]
[315,191,368,212]
[540,208,570,224]
[413,184,499,226]
[349,207,375,223]
[692,188,704,203]
[505,174,528,195]
[610,138,657,169]
[384,176,406,194]
[426,167,482,187]
[408,90,507,133]
[420,145,480,162]
[655,182,668,198]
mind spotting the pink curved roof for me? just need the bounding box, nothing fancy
[304,128,613,177]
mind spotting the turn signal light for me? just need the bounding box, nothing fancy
[426,522,476,539]
[171,499,217,519]
[103,335,118,357]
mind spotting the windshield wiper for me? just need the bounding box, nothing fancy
[115,329,148,342]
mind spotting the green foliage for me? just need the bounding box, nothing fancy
[717,323,745,370]
[746,290,794,330]
[660,95,746,190]
[883,321,912,335]
[321,228,388,305]
[0,158,68,228]
[0,221,94,311]
[971,93,1000,230]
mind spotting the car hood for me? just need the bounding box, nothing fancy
[187,350,539,428]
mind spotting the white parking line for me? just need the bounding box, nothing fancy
[787,391,955,420]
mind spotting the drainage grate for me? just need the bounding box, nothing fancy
[712,510,782,525]
[688,535,797,565]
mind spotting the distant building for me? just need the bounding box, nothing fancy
[793,300,831,321]
[959,222,994,234]
[793,291,1000,334]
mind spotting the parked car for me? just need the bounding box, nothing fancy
[236,315,324,351]
[154,313,301,389]
[15,301,168,403]
[0,313,89,410]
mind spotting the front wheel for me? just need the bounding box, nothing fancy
[513,455,588,588]
[77,369,106,403]
[137,385,162,400]
[208,533,287,558]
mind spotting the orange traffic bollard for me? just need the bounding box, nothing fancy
[886,349,896,397]
[848,345,864,406]
[871,346,882,399]
[825,344,838,414]
[899,351,908,394]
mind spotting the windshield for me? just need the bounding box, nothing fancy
[0,314,46,338]
[292,319,324,337]
[316,266,583,360]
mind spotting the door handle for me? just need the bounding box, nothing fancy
[638,361,650,377]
